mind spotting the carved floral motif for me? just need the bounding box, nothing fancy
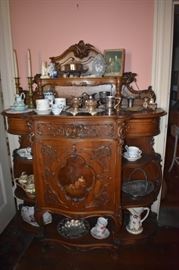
[35,122,115,139]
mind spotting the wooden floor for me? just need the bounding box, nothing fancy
[1,132,179,270]
[14,227,179,270]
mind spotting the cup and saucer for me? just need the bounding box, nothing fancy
[90,217,110,239]
[35,99,51,115]
[90,226,110,239]
[123,145,142,162]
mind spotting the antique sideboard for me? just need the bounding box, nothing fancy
[3,107,166,248]
[2,41,166,249]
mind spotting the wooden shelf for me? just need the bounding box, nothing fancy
[36,215,120,250]
[122,154,152,168]
[38,76,121,87]
[121,182,160,209]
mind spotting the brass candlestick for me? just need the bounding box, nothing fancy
[14,77,20,95]
[27,77,34,108]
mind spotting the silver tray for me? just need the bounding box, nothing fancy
[66,107,105,116]
[57,218,90,239]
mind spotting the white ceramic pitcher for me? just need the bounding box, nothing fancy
[126,207,150,234]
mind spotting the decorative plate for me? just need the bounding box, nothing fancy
[91,54,106,77]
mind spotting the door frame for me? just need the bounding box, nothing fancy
[0,0,17,231]
[151,0,175,212]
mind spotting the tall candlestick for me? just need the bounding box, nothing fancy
[13,49,19,77]
[27,49,32,77]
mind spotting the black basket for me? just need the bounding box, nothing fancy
[122,168,154,199]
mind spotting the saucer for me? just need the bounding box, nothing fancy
[34,108,51,115]
[126,225,143,235]
[90,227,110,239]
[123,152,141,162]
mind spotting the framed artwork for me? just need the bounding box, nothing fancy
[104,49,125,76]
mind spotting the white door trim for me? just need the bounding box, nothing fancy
[151,0,174,212]
[0,0,17,231]
[0,0,19,158]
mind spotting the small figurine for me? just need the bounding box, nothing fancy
[47,61,58,78]
[41,61,49,79]
[143,97,149,109]
[148,97,157,110]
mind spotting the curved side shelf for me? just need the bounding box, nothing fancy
[122,152,162,208]
[122,153,152,168]
[121,181,160,208]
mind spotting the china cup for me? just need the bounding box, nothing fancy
[95,217,108,236]
[125,145,142,158]
[36,99,49,111]
[55,98,66,107]
[51,104,63,115]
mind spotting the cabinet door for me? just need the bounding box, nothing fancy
[32,116,122,217]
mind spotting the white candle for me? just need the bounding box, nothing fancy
[27,49,32,77]
[13,49,19,77]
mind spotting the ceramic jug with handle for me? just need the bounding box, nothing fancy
[126,207,150,234]
[13,92,26,110]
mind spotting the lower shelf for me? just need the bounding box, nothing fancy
[41,215,120,250]
[18,209,158,249]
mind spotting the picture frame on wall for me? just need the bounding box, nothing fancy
[104,49,125,76]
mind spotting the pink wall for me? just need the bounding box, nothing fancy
[9,0,154,89]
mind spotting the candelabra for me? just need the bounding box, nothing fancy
[27,77,34,108]
[14,77,20,95]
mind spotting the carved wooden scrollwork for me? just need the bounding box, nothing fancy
[35,122,115,139]
[50,40,100,62]
[121,72,156,101]
[37,142,114,207]
[117,120,126,146]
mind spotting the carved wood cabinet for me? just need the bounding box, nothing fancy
[2,41,167,248]
[32,115,126,248]
[3,108,166,248]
